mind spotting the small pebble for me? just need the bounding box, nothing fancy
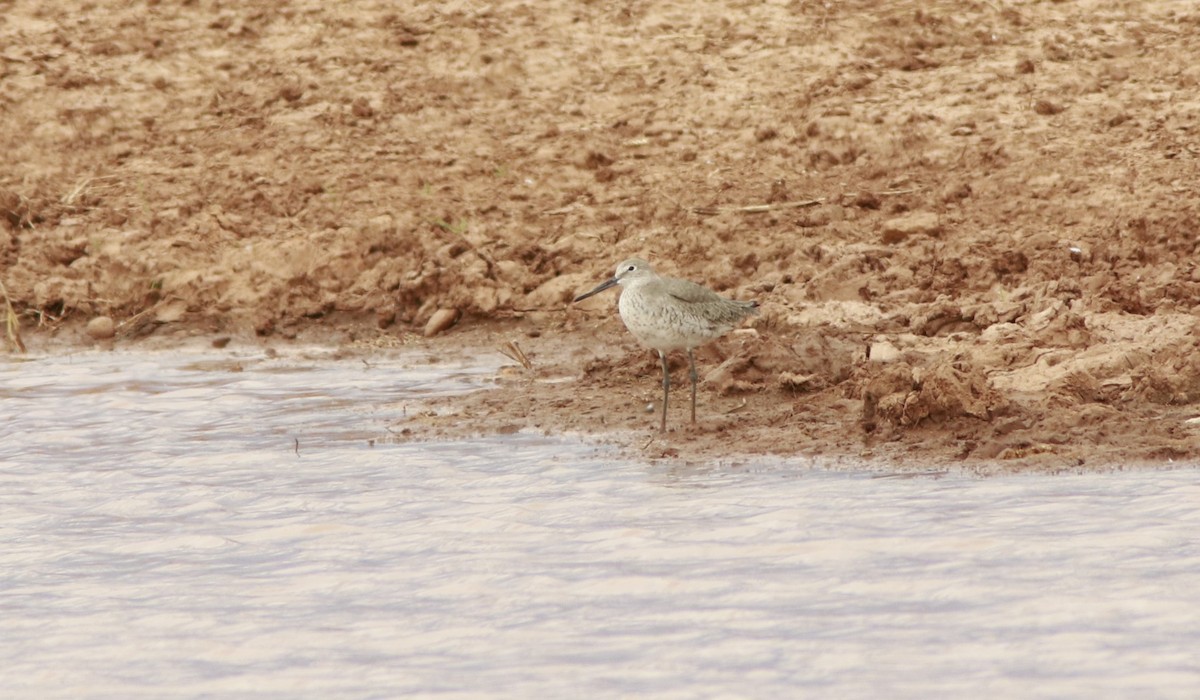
[1033,99,1064,115]
[868,340,902,363]
[86,316,115,340]
[423,308,461,337]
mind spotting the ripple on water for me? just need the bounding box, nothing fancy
[1,349,1199,698]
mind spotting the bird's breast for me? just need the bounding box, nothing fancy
[618,289,728,352]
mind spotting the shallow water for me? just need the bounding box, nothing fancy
[2,348,1199,698]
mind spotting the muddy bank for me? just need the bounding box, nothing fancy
[4,1,1200,470]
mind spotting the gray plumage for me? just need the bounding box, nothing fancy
[574,257,758,430]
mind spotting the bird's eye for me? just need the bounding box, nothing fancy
[627,265,636,272]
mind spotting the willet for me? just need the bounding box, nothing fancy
[573,257,759,431]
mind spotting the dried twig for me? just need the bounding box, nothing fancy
[60,175,117,212]
[116,306,157,339]
[0,277,25,353]
[722,397,749,414]
[498,340,533,370]
[691,198,825,215]
[687,187,923,216]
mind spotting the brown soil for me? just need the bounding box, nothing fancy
[4,0,1200,472]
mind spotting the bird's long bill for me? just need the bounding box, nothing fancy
[573,277,619,303]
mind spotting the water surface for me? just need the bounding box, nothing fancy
[2,349,1198,698]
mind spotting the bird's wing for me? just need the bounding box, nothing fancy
[660,278,724,305]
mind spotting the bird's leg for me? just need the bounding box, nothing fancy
[659,350,670,432]
[687,348,698,424]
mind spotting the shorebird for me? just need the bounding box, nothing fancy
[573,257,758,431]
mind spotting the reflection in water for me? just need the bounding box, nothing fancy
[2,348,1199,698]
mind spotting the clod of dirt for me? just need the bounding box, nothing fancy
[1,189,27,228]
[778,371,821,392]
[1034,99,1064,115]
[867,339,902,363]
[278,82,304,103]
[859,362,917,433]
[852,191,881,209]
[86,316,115,340]
[858,357,1004,432]
[154,301,187,324]
[754,126,779,142]
[423,308,461,337]
[880,212,942,243]
[350,97,376,119]
[576,150,614,170]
